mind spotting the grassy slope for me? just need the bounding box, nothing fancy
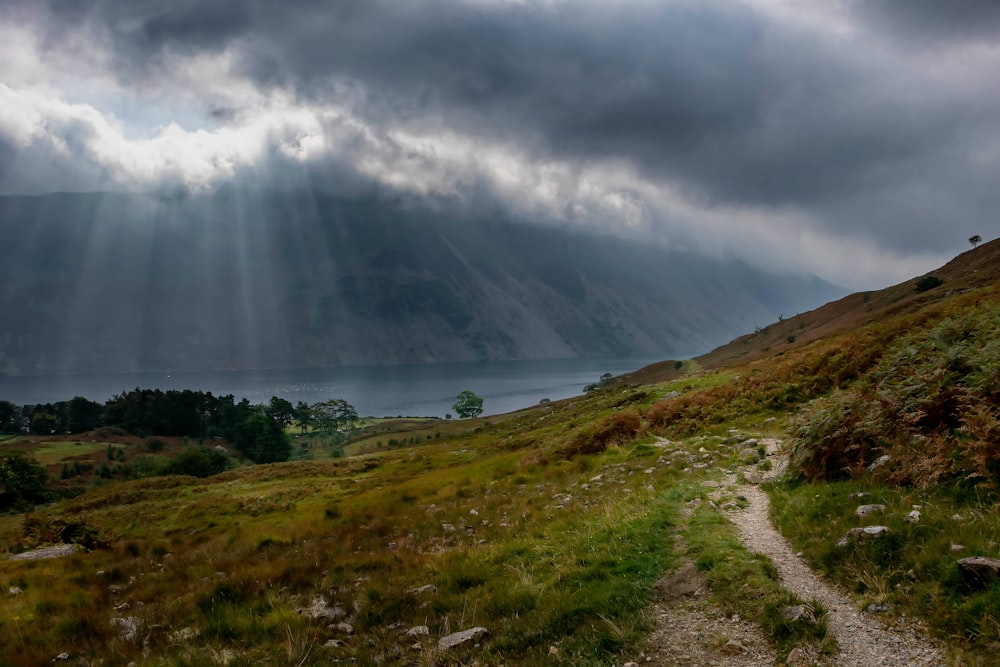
[3,240,1000,666]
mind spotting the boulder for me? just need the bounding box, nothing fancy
[837,526,890,547]
[406,625,429,637]
[868,455,890,472]
[438,626,489,651]
[738,447,761,463]
[855,504,886,517]
[905,510,921,523]
[781,605,816,624]
[957,556,1000,586]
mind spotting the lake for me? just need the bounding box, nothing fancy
[0,357,663,417]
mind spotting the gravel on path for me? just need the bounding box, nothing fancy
[731,481,946,667]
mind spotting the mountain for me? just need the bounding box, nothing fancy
[0,190,843,374]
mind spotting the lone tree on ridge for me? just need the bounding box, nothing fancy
[452,390,484,419]
[969,234,982,249]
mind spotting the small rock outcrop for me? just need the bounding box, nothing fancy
[855,504,886,517]
[437,626,489,651]
[837,526,890,547]
[781,605,816,624]
[957,556,1000,586]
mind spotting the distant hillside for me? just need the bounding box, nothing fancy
[0,190,843,374]
[626,237,1000,385]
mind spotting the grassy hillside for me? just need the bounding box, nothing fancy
[2,240,1000,666]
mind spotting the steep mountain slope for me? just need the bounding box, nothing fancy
[0,190,842,374]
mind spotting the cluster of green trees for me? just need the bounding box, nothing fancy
[0,390,361,466]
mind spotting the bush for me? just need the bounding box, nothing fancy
[564,410,642,457]
[915,275,943,292]
[0,451,51,512]
[163,447,231,478]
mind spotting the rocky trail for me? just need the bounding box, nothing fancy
[637,437,947,667]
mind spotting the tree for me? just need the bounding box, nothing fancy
[452,390,484,419]
[232,413,291,464]
[0,451,50,512]
[312,399,359,432]
[267,396,296,429]
[0,401,22,434]
[294,401,313,434]
[915,275,944,293]
[969,235,982,249]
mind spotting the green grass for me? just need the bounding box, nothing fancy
[770,479,1000,658]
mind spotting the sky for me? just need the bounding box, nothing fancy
[1,0,999,289]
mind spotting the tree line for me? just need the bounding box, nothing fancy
[0,390,360,465]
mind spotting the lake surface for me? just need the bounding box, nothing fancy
[0,357,662,417]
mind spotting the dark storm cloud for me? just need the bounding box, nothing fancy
[853,0,1000,44]
[4,0,999,283]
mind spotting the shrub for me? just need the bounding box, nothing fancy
[563,409,642,457]
[915,275,943,292]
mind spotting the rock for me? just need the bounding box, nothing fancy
[957,556,1000,586]
[324,639,345,648]
[437,626,489,651]
[408,584,437,595]
[334,622,353,634]
[548,646,559,657]
[442,523,456,533]
[406,625,429,636]
[868,455,890,471]
[469,508,478,516]
[864,603,892,614]
[722,639,748,654]
[786,646,808,666]
[623,662,639,667]
[53,653,71,662]
[299,597,346,620]
[905,510,921,523]
[111,616,141,641]
[856,504,886,517]
[9,544,85,561]
[848,492,869,499]
[9,586,22,595]
[951,544,966,553]
[764,417,777,425]
[738,447,761,463]
[781,605,816,623]
[744,470,763,485]
[837,525,890,547]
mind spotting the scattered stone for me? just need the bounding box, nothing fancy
[740,438,759,448]
[9,544,85,561]
[324,639,345,648]
[951,544,966,553]
[437,626,489,651]
[442,523,456,533]
[905,510,921,523]
[864,603,892,614]
[837,525,890,547]
[299,597,346,620]
[406,625,430,636]
[744,470,763,485]
[53,653,71,662]
[702,480,722,488]
[589,474,603,482]
[781,605,816,624]
[868,455,890,471]
[738,447,761,463]
[957,556,1000,586]
[408,584,437,595]
[169,627,198,642]
[848,492,869,500]
[334,622,353,634]
[764,417,777,425]
[469,508,478,516]
[785,646,808,666]
[548,646,559,657]
[623,662,639,667]
[856,504,886,517]
[111,616,141,641]
[722,639,748,654]
[9,586,22,595]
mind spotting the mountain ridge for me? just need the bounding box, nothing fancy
[0,190,843,374]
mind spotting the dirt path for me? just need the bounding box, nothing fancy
[639,437,946,666]
[734,482,945,666]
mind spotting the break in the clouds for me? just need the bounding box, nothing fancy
[1,0,998,288]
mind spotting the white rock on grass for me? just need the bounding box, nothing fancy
[837,526,890,548]
[437,626,489,651]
